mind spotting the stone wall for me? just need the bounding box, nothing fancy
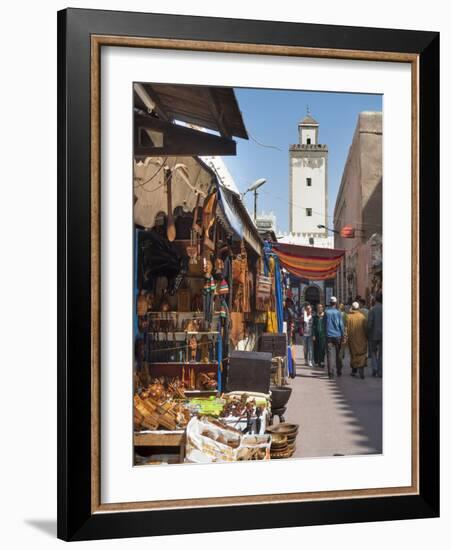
[333,112,382,302]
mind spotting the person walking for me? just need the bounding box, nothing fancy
[298,301,307,340]
[367,291,383,377]
[302,304,314,367]
[325,296,344,378]
[284,297,296,345]
[346,301,368,379]
[313,303,327,368]
[338,302,349,369]
[359,298,369,318]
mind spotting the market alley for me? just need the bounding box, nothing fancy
[285,344,383,458]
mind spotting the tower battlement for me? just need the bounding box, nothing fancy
[289,143,328,151]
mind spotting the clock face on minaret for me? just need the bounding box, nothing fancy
[289,113,328,237]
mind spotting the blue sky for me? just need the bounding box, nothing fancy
[223,88,382,233]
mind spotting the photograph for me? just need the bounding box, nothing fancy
[132,83,383,466]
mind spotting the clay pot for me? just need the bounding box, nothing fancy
[270,386,293,409]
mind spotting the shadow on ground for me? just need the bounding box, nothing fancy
[25,519,57,538]
[330,367,383,454]
[285,343,382,458]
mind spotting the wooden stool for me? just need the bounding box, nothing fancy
[270,406,287,425]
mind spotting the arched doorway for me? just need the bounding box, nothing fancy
[304,285,321,307]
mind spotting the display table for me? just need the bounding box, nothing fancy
[134,429,186,462]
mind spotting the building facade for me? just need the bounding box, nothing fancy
[278,231,334,249]
[333,111,383,304]
[255,211,278,241]
[280,114,335,306]
[286,113,331,248]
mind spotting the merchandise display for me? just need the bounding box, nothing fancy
[186,416,271,463]
[132,154,294,465]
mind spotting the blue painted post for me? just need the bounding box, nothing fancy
[133,228,141,366]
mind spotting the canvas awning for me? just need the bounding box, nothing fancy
[217,185,244,239]
[217,184,263,256]
[134,156,214,229]
[271,242,345,281]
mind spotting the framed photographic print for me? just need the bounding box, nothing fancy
[57,8,439,541]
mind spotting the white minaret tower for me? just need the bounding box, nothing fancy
[288,111,330,246]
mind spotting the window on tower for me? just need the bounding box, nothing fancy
[307,138,311,144]
[306,177,312,187]
[306,208,312,217]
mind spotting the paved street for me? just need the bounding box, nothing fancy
[284,344,382,458]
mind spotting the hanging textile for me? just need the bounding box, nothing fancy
[287,346,294,378]
[273,255,284,333]
[263,243,284,334]
[265,255,277,333]
[266,311,278,333]
[202,274,216,324]
[230,312,245,346]
[216,318,223,392]
[256,274,272,311]
[271,242,345,281]
[231,244,251,313]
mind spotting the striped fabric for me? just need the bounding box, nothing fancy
[271,243,345,281]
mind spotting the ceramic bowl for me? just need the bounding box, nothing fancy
[270,433,288,445]
[266,423,299,436]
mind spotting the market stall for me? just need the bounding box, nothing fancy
[132,202,298,464]
[133,172,269,461]
[133,370,274,465]
[132,84,296,465]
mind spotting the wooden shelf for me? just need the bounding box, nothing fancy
[185,390,217,397]
[186,331,219,335]
[147,311,201,315]
[148,361,218,366]
[134,431,185,447]
[147,331,219,334]
[134,431,186,463]
[147,311,220,316]
[146,331,219,337]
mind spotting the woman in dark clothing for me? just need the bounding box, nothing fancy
[313,303,327,368]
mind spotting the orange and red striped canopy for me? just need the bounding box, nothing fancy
[271,243,345,281]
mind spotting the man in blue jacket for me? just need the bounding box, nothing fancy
[325,296,344,378]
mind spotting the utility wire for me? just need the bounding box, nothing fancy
[134,157,168,191]
[247,129,283,152]
[258,190,382,230]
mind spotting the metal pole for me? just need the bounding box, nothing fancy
[254,190,258,221]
